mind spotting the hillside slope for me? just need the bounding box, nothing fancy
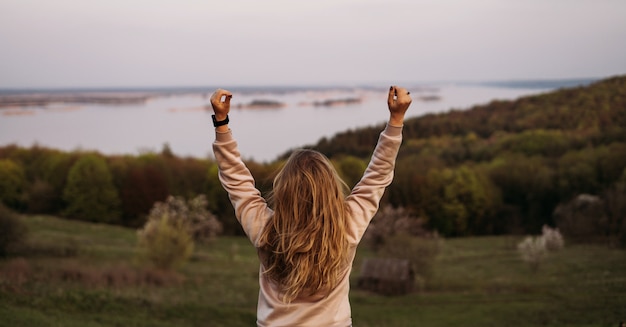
[311,75,626,159]
[311,75,626,239]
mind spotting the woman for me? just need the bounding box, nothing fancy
[211,86,412,327]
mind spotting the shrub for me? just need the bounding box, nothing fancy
[517,236,547,272]
[363,205,429,251]
[553,193,606,243]
[363,206,442,281]
[185,195,223,242]
[0,204,27,257]
[541,225,564,251]
[137,195,222,270]
[146,195,223,243]
[378,233,443,280]
[137,212,194,270]
[517,226,564,272]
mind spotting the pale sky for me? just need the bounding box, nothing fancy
[1,0,625,88]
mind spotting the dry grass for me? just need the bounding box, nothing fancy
[1,215,625,327]
[0,257,182,292]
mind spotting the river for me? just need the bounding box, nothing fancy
[0,83,572,162]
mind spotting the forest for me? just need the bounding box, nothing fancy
[1,75,625,244]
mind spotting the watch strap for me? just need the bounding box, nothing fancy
[212,114,229,127]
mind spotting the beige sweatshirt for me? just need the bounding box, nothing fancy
[212,124,403,327]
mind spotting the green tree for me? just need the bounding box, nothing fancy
[334,155,366,188]
[118,162,169,227]
[0,159,26,209]
[388,153,445,213]
[496,129,572,157]
[25,179,56,214]
[423,166,498,236]
[489,155,558,233]
[556,147,602,199]
[63,154,121,223]
[39,151,77,214]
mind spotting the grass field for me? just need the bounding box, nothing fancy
[1,215,625,327]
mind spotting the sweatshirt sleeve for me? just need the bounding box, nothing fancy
[212,129,272,246]
[345,124,403,243]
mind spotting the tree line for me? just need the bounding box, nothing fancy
[1,75,625,243]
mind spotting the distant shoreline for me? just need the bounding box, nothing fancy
[0,93,156,108]
[0,78,597,109]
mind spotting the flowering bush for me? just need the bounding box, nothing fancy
[517,236,547,272]
[363,205,430,251]
[137,195,222,270]
[517,225,564,272]
[542,225,564,251]
[137,215,194,270]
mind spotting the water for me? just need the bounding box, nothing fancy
[0,84,562,162]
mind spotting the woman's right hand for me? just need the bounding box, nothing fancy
[210,88,233,121]
[387,86,412,126]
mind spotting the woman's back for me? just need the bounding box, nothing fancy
[211,86,411,326]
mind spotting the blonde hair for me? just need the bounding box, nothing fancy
[258,149,351,302]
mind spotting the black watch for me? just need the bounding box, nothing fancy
[212,114,229,127]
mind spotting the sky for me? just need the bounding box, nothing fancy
[1,0,625,88]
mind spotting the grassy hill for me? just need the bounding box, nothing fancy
[1,215,624,326]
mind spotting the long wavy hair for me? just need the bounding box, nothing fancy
[258,149,351,302]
